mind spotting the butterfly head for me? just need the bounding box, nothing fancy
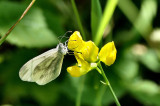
[58,43,68,55]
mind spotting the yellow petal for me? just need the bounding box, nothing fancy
[67,64,90,77]
[81,41,99,62]
[67,52,92,77]
[74,52,85,66]
[99,41,117,66]
[68,31,85,52]
[67,66,81,77]
[74,52,90,69]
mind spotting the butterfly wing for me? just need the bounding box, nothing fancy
[19,47,59,83]
[32,52,64,85]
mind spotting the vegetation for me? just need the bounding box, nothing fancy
[0,0,160,105]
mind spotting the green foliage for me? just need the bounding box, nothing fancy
[0,0,160,106]
[139,49,160,72]
[62,72,125,106]
[91,0,102,38]
[129,80,160,106]
[0,1,60,48]
[94,0,118,45]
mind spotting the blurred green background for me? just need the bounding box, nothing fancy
[0,0,160,106]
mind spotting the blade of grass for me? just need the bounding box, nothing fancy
[94,0,118,45]
[71,0,86,40]
[118,0,157,36]
[76,76,85,106]
[91,0,102,38]
[0,0,36,45]
[118,0,138,24]
[94,85,106,106]
[134,0,157,36]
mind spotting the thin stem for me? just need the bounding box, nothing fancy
[94,85,106,106]
[0,0,36,45]
[96,67,102,74]
[70,0,86,40]
[97,62,121,106]
[76,76,85,106]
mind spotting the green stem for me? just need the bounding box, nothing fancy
[94,0,118,45]
[0,0,35,45]
[70,0,86,40]
[76,76,85,106]
[97,62,121,106]
[95,85,106,106]
[95,67,102,74]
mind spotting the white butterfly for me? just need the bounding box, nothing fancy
[19,43,68,85]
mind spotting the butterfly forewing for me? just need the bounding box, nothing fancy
[19,47,59,82]
[33,52,64,85]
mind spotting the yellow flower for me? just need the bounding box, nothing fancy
[67,32,99,63]
[81,41,99,63]
[67,52,91,77]
[67,31,117,77]
[67,31,85,52]
[98,41,117,66]
[67,31,94,77]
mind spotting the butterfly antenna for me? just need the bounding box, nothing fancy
[59,31,72,42]
[57,37,61,44]
[65,39,69,47]
[64,31,72,36]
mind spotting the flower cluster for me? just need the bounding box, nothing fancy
[67,31,117,77]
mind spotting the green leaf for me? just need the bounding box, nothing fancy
[115,58,139,80]
[0,1,58,48]
[139,49,160,73]
[134,0,157,36]
[94,0,118,45]
[91,0,102,37]
[118,0,139,24]
[114,47,139,81]
[129,80,160,106]
[118,0,157,36]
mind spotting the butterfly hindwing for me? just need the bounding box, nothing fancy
[33,52,64,85]
[19,47,58,82]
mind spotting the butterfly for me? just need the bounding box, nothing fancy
[19,43,68,85]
